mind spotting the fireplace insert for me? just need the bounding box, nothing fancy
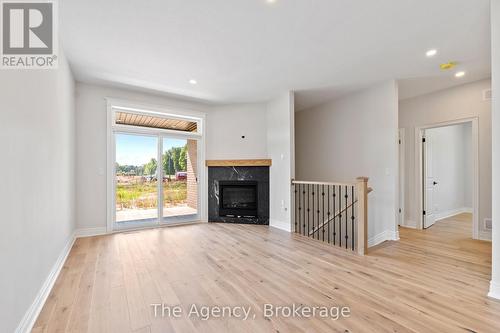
[219,181,258,217]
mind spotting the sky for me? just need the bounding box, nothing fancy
[116,134,188,166]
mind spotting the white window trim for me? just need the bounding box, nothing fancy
[106,98,208,233]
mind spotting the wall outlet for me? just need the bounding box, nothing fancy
[483,89,492,101]
[485,218,492,230]
[281,200,287,212]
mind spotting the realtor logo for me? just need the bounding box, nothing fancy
[1,1,58,68]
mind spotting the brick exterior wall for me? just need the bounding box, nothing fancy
[186,139,198,209]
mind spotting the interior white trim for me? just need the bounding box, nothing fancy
[106,98,207,233]
[368,230,399,247]
[75,227,108,238]
[15,233,76,333]
[400,221,417,229]
[488,280,500,300]
[398,128,406,228]
[270,219,292,232]
[434,207,474,222]
[414,117,480,239]
[480,231,492,242]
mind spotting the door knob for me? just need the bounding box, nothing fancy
[433,181,438,185]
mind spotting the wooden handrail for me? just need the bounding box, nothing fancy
[292,179,357,187]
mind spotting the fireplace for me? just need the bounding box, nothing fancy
[219,181,258,217]
[208,165,269,225]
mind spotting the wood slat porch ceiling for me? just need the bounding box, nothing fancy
[115,111,197,132]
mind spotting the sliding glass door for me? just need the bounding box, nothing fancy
[162,138,198,222]
[115,133,159,227]
[114,133,200,230]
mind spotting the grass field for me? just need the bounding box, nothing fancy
[116,179,187,210]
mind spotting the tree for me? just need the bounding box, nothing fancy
[136,165,144,176]
[163,150,175,176]
[171,147,181,172]
[143,158,157,176]
[179,146,187,171]
[161,145,187,176]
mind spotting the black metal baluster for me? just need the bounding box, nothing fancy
[294,184,297,233]
[316,185,320,240]
[322,185,325,242]
[351,185,355,251]
[327,185,330,244]
[307,184,310,236]
[313,185,316,239]
[333,185,336,246]
[312,185,316,239]
[345,185,348,249]
[302,184,306,235]
[338,185,342,247]
[297,184,302,234]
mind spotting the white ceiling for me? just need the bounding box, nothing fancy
[61,0,491,111]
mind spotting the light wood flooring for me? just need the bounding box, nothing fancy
[33,213,500,332]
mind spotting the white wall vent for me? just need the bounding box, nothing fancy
[485,218,492,230]
[483,89,492,101]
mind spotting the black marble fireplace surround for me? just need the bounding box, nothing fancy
[208,166,269,224]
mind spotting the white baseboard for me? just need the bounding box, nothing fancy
[390,229,400,241]
[435,207,472,222]
[75,226,108,238]
[269,219,292,232]
[479,231,492,241]
[15,232,76,333]
[368,229,399,247]
[488,280,500,300]
[401,220,417,229]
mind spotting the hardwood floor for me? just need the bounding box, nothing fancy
[33,213,500,332]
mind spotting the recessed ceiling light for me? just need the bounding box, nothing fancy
[267,0,276,3]
[426,49,437,57]
[189,79,197,85]
[455,71,466,78]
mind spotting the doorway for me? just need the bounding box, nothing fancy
[107,100,205,232]
[416,118,479,238]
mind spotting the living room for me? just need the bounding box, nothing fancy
[1,1,500,332]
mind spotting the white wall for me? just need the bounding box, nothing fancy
[266,92,295,231]
[206,103,268,159]
[489,0,500,300]
[399,79,491,237]
[295,81,399,244]
[0,53,76,333]
[75,83,270,230]
[425,123,472,220]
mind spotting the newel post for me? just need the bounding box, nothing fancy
[356,177,369,255]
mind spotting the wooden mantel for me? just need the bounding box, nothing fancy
[205,159,272,167]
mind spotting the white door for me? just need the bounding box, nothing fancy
[423,133,436,228]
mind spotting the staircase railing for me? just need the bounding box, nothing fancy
[291,177,369,255]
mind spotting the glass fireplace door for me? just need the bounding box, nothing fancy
[219,181,258,217]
